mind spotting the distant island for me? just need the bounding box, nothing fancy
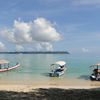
[0,51,69,54]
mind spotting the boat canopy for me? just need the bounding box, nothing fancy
[90,63,100,68]
[0,60,9,64]
[51,61,66,66]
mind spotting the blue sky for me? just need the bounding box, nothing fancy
[0,0,100,55]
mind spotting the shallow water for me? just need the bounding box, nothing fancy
[0,54,100,85]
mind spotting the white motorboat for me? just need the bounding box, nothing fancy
[49,61,67,77]
[90,63,100,81]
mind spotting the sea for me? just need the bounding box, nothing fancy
[0,54,100,86]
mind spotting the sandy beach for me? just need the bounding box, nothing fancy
[0,68,100,100]
[0,84,97,92]
[0,79,100,92]
[0,84,99,100]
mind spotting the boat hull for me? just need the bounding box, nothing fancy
[49,68,66,77]
[0,63,20,72]
[90,74,100,81]
[49,71,64,77]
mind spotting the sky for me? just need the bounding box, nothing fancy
[0,0,100,55]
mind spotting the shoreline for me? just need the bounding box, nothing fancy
[0,51,69,54]
[0,78,100,92]
[0,79,100,99]
[0,84,97,92]
[0,83,99,92]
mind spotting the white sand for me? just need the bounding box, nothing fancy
[0,80,99,92]
[0,85,94,92]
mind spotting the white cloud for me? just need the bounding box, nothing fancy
[0,42,6,51]
[82,48,89,53]
[15,45,24,51]
[14,20,32,44]
[1,28,15,43]
[72,0,100,6]
[31,17,61,42]
[40,42,53,51]
[29,42,53,51]
[0,17,61,51]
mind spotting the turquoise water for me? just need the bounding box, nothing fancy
[0,54,100,85]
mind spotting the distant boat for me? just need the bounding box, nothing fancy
[49,61,67,77]
[0,59,20,72]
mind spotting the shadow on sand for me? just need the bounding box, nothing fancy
[0,88,100,100]
[78,75,90,80]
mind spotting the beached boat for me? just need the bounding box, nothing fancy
[0,59,20,72]
[49,61,67,77]
[90,63,100,81]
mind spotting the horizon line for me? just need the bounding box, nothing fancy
[0,51,69,54]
